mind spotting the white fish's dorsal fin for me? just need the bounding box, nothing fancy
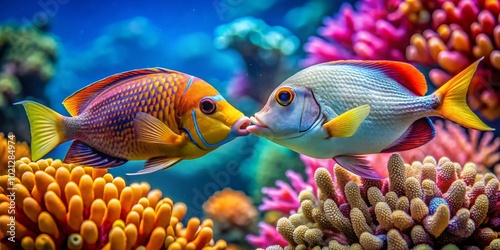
[62,68,182,116]
[323,104,370,138]
[126,157,182,175]
[326,60,428,96]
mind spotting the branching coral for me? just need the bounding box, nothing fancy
[366,120,500,176]
[215,17,299,103]
[249,154,500,249]
[0,132,30,176]
[203,188,258,248]
[0,157,227,249]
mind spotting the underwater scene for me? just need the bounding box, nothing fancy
[1,0,500,249]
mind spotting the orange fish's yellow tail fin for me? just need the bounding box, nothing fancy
[433,57,494,131]
[15,101,67,160]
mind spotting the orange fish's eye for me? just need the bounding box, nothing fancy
[199,97,217,115]
[275,87,294,106]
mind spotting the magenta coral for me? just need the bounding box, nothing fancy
[259,170,311,215]
[246,222,288,248]
[303,0,420,66]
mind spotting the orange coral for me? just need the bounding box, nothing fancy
[0,132,30,175]
[203,188,257,229]
[0,157,226,250]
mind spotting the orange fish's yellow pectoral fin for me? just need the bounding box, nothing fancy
[126,156,182,175]
[323,104,371,138]
[134,112,186,145]
[433,57,494,131]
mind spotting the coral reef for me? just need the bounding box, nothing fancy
[366,120,500,177]
[0,132,30,176]
[0,24,58,140]
[215,17,299,103]
[203,188,258,248]
[304,0,500,120]
[0,157,227,249]
[249,154,500,249]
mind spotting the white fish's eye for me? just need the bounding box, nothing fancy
[275,87,294,106]
[199,97,217,114]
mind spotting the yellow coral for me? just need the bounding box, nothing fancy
[0,157,226,249]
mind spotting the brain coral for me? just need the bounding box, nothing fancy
[252,154,500,249]
[0,157,227,250]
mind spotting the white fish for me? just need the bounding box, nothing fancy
[247,58,494,179]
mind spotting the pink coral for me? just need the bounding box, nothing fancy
[259,170,311,215]
[246,222,288,248]
[303,0,422,66]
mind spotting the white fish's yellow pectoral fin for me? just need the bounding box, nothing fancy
[134,112,185,145]
[126,156,182,175]
[323,104,371,138]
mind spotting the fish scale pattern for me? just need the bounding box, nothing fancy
[76,72,189,159]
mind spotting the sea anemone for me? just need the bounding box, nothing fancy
[0,157,227,250]
[249,154,500,249]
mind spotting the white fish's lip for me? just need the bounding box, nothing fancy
[247,116,272,135]
[249,116,267,128]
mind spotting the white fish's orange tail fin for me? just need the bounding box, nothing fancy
[15,101,68,160]
[433,57,494,131]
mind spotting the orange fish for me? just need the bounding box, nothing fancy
[17,68,250,175]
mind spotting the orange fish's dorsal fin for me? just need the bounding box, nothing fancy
[63,68,181,116]
[327,60,428,96]
[381,117,436,153]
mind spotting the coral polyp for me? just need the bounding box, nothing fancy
[0,157,227,250]
[250,154,500,249]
